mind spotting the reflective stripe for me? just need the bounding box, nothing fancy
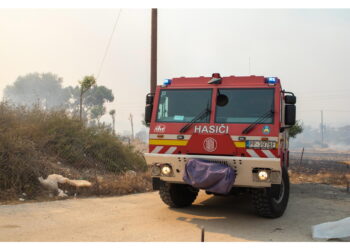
[149,139,188,146]
[262,150,276,158]
[231,136,278,142]
[151,146,163,153]
[234,141,246,148]
[165,147,177,154]
[149,134,192,140]
[247,149,259,157]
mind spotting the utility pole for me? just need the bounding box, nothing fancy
[321,110,324,145]
[129,113,134,141]
[150,8,158,93]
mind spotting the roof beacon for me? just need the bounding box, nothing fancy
[163,79,172,87]
[208,73,222,84]
[265,77,277,85]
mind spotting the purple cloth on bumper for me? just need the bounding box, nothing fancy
[183,159,236,195]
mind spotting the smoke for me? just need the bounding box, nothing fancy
[3,72,71,110]
[290,124,350,151]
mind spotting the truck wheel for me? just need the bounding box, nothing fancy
[251,166,290,218]
[159,182,199,208]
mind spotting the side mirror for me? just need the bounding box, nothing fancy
[146,93,154,105]
[285,104,296,126]
[145,93,154,125]
[285,95,296,104]
[145,104,153,125]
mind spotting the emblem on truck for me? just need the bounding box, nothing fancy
[203,137,217,152]
[154,124,166,133]
[262,125,271,135]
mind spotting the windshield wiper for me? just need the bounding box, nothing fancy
[179,107,211,133]
[242,109,274,135]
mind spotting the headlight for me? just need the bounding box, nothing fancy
[258,170,269,181]
[161,164,173,176]
[151,165,161,176]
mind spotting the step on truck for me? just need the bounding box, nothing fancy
[144,73,297,218]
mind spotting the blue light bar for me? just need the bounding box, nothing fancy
[265,77,277,84]
[163,79,172,86]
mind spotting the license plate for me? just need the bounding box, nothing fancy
[246,140,277,149]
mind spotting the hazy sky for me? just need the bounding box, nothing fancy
[0,9,350,134]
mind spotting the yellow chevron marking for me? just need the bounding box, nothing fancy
[149,139,188,146]
[234,141,246,148]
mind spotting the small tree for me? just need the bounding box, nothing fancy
[109,109,116,135]
[289,120,303,138]
[79,75,96,121]
[90,105,106,125]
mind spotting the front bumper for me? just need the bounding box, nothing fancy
[144,153,281,188]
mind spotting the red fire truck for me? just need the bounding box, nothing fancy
[144,73,296,218]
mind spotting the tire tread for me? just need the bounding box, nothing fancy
[159,182,198,208]
[251,167,290,218]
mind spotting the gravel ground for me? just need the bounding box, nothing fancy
[0,183,349,242]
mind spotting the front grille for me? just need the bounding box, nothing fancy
[205,160,230,166]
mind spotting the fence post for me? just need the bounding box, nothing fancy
[201,227,205,242]
[299,147,304,168]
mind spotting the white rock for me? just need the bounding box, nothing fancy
[312,217,350,240]
[57,189,68,198]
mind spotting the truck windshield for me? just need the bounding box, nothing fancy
[215,88,274,124]
[157,89,212,123]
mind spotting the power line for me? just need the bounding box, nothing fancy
[96,9,122,79]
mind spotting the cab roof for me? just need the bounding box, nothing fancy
[163,74,281,88]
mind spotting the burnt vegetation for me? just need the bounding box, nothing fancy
[289,151,350,188]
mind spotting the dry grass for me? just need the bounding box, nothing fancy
[0,171,152,204]
[289,171,349,186]
[90,171,152,196]
[289,151,350,188]
[0,102,148,202]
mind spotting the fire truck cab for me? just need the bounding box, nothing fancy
[144,73,296,218]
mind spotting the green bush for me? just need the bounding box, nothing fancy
[38,110,146,172]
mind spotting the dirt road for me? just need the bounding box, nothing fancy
[1,183,349,242]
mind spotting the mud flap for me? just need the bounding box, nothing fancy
[183,159,236,195]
